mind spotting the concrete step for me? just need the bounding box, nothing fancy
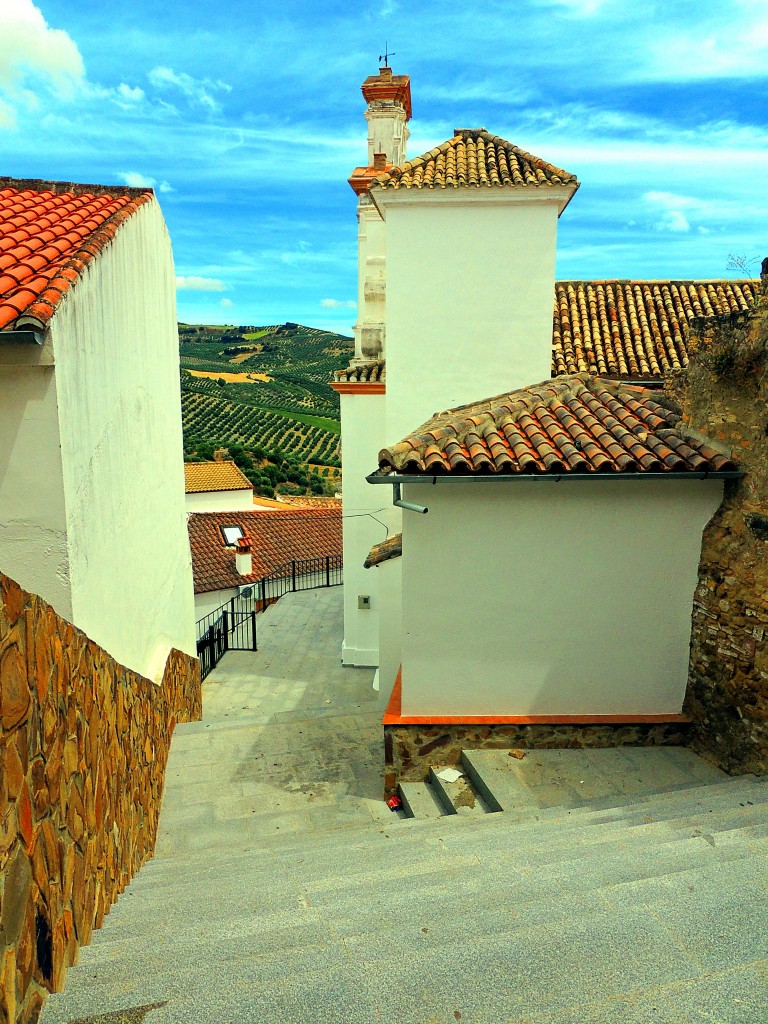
[428,764,494,816]
[41,834,767,1024]
[462,746,733,816]
[118,776,768,898]
[398,781,445,819]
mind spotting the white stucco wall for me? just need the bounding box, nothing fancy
[376,551,402,703]
[0,364,71,615]
[50,197,196,680]
[185,488,254,513]
[194,587,238,625]
[400,479,724,716]
[339,390,388,666]
[377,192,565,443]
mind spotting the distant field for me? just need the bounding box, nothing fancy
[179,322,352,478]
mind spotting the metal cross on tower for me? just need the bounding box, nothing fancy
[378,43,395,67]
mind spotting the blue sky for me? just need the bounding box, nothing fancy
[2,0,767,334]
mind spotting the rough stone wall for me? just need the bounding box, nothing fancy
[0,572,201,1024]
[384,722,690,796]
[671,285,768,774]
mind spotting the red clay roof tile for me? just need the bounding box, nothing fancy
[371,129,578,192]
[377,375,737,477]
[553,280,759,379]
[187,508,342,594]
[0,177,153,331]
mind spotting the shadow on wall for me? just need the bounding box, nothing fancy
[0,572,201,1024]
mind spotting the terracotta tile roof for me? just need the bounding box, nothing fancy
[184,461,253,494]
[333,360,386,383]
[553,280,760,380]
[370,129,578,192]
[276,495,342,509]
[188,507,342,594]
[0,177,153,331]
[376,375,737,477]
[364,533,402,568]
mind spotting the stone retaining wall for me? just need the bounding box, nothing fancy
[0,572,201,1024]
[384,722,691,796]
[672,288,768,775]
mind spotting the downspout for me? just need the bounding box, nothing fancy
[392,481,428,515]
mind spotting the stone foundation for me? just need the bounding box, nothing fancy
[384,721,691,796]
[0,572,201,1024]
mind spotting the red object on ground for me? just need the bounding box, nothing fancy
[386,795,403,812]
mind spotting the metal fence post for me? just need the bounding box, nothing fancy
[325,555,330,588]
[251,610,257,651]
[222,611,229,651]
[291,560,296,592]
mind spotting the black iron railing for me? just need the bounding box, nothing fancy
[195,554,343,681]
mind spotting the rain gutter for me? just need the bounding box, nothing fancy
[0,330,44,345]
[367,468,743,513]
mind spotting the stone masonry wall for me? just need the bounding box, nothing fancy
[384,722,690,796]
[670,284,768,774]
[0,572,202,1024]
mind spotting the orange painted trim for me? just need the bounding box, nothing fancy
[330,382,386,395]
[382,667,402,722]
[382,669,690,726]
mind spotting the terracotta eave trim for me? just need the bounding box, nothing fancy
[385,712,692,725]
[330,382,386,395]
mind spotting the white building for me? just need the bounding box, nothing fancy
[336,68,754,728]
[184,460,254,513]
[0,177,196,681]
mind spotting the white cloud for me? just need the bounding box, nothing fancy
[543,0,606,14]
[220,298,234,308]
[176,276,227,292]
[0,0,84,126]
[117,83,145,103]
[116,171,174,194]
[320,298,356,309]
[148,65,231,113]
[656,210,690,233]
[0,0,84,91]
[643,191,694,233]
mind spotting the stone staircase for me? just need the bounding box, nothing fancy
[41,747,768,1023]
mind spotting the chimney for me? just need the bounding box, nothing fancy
[373,152,387,170]
[235,536,252,576]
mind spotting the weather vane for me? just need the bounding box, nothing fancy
[379,43,395,68]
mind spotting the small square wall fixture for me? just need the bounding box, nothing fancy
[358,595,371,610]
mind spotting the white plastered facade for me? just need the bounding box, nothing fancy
[185,488,254,513]
[399,480,724,716]
[0,197,196,681]
[338,390,388,666]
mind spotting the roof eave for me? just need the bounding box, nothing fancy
[367,470,742,484]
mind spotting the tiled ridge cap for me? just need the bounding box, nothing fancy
[370,129,578,190]
[0,176,153,199]
[0,179,154,331]
[333,359,386,382]
[377,373,737,476]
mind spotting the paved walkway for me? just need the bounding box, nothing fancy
[157,587,392,858]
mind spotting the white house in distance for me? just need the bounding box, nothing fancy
[0,177,196,681]
[184,459,254,513]
[335,68,757,741]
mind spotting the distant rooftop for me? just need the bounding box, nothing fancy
[184,461,253,494]
[188,507,342,594]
